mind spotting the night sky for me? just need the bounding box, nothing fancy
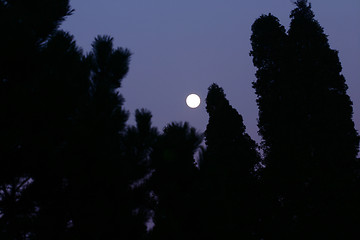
[61,0,360,143]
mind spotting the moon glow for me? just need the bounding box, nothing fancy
[186,94,201,108]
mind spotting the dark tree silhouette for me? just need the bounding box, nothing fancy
[0,1,154,236]
[250,13,287,157]
[251,0,360,238]
[123,108,159,239]
[28,30,89,239]
[199,83,261,239]
[1,1,203,239]
[250,13,294,239]
[65,35,138,239]
[149,122,202,240]
[3,0,359,239]
[0,1,75,239]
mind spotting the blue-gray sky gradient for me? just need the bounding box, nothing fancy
[61,0,360,143]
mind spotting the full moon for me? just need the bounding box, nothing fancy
[186,94,201,108]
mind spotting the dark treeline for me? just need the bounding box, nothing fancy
[0,0,359,239]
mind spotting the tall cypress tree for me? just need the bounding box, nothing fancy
[251,1,360,238]
[250,13,297,239]
[287,1,359,237]
[200,83,261,239]
[249,14,288,158]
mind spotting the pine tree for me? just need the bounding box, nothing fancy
[66,35,136,239]
[29,30,89,239]
[149,122,202,240]
[123,109,159,239]
[200,83,261,239]
[0,1,156,238]
[0,1,75,238]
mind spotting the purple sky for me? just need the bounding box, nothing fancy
[61,0,360,143]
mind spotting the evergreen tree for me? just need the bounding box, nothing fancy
[149,122,202,240]
[123,109,159,239]
[0,1,155,239]
[0,1,75,238]
[287,1,359,237]
[250,13,295,239]
[29,30,89,239]
[200,83,261,239]
[249,13,288,157]
[66,35,136,239]
[251,1,360,238]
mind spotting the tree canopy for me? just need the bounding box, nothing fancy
[0,0,359,239]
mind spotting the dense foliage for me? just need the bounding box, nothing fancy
[0,0,358,239]
[250,0,359,238]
